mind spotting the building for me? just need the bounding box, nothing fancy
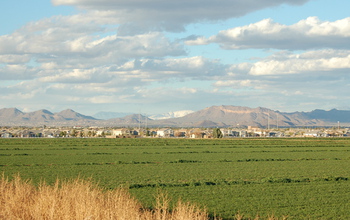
[1,132,12,138]
[157,128,174,137]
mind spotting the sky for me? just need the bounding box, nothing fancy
[1,0,350,115]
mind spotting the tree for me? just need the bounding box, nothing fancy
[174,131,185,137]
[59,131,66,137]
[212,128,223,138]
[70,129,77,137]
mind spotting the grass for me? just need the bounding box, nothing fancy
[0,175,289,220]
[0,175,212,220]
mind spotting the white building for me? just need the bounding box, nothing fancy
[157,128,174,137]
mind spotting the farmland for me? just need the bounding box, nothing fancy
[1,137,350,219]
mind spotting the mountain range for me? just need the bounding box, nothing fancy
[0,105,349,127]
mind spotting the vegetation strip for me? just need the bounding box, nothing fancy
[128,176,349,189]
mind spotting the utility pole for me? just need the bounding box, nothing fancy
[138,113,141,131]
[145,113,148,129]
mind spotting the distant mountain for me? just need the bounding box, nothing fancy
[22,109,55,122]
[305,109,350,123]
[0,108,97,126]
[157,105,339,127]
[0,108,24,120]
[106,114,153,126]
[149,110,194,120]
[56,109,96,121]
[191,120,226,128]
[0,105,349,127]
[93,111,133,120]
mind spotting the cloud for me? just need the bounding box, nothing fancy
[52,0,310,33]
[0,14,186,84]
[213,80,255,88]
[0,54,31,64]
[185,36,210,46]
[0,16,185,64]
[0,64,38,80]
[248,50,350,75]
[210,48,350,111]
[212,66,350,113]
[1,54,228,110]
[192,17,350,50]
[114,56,227,83]
[217,49,350,77]
[28,55,226,87]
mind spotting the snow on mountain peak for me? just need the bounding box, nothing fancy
[149,110,194,120]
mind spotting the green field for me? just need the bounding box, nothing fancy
[1,137,350,219]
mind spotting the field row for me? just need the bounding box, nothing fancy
[1,156,350,167]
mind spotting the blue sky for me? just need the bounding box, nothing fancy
[1,0,349,115]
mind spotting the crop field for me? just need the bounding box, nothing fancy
[1,137,350,219]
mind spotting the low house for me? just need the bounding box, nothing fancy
[238,130,247,137]
[1,132,12,138]
[96,130,107,137]
[220,129,234,137]
[318,132,330,137]
[112,128,130,136]
[267,131,284,137]
[304,131,321,137]
[53,130,62,137]
[138,129,157,137]
[19,131,36,138]
[189,129,205,138]
[190,133,203,138]
[174,129,187,137]
[42,131,54,138]
[231,131,240,137]
[345,131,350,137]
[149,130,157,137]
[111,128,138,138]
[157,128,174,137]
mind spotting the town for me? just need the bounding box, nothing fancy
[1,126,349,138]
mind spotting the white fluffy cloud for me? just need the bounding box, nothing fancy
[188,17,350,50]
[225,49,350,76]
[0,17,185,64]
[0,15,186,84]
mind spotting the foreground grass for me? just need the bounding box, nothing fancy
[0,175,290,220]
[0,175,212,220]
